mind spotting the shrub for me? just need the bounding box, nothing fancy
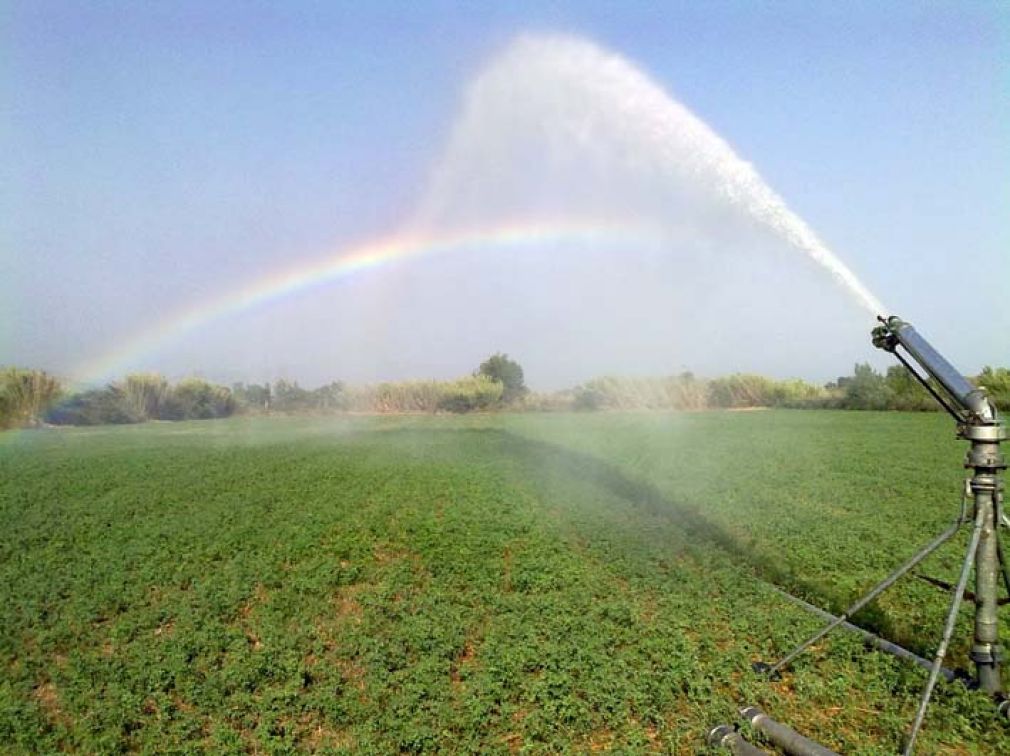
[122,373,170,420]
[707,374,777,408]
[840,363,893,410]
[232,382,272,412]
[163,379,234,420]
[437,375,503,413]
[977,367,1010,411]
[46,387,142,426]
[0,367,63,428]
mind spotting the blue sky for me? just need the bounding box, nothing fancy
[4,1,1008,388]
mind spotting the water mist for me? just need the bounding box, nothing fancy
[417,33,885,318]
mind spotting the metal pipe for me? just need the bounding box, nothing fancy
[996,529,1010,601]
[963,422,1006,694]
[880,318,994,422]
[997,492,1010,600]
[765,585,955,682]
[707,724,770,755]
[892,349,962,421]
[904,503,986,754]
[888,320,979,410]
[973,475,1002,695]
[763,520,961,678]
[739,707,839,756]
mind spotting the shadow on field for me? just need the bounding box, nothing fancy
[491,430,827,594]
[366,425,915,656]
[491,429,924,656]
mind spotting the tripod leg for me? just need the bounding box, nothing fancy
[903,504,985,755]
[997,492,1010,601]
[996,531,1010,604]
[763,521,961,678]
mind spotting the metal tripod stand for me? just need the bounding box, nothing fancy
[757,317,1007,754]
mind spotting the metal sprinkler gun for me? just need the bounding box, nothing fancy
[731,317,1007,756]
[871,316,1000,427]
[872,317,1007,717]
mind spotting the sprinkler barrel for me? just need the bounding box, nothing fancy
[872,316,998,425]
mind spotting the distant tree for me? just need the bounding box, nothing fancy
[311,381,348,411]
[883,365,935,411]
[843,363,892,410]
[163,378,234,420]
[477,353,527,403]
[232,382,271,412]
[272,379,312,412]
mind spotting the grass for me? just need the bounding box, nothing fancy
[2,411,1008,754]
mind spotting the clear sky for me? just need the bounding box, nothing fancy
[4,1,1008,389]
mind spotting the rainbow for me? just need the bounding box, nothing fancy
[70,218,664,386]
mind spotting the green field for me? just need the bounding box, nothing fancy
[3,411,1008,754]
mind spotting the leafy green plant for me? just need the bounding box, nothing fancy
[1,412,1005,753]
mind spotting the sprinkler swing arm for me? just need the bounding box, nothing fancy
[729,316,1007,756]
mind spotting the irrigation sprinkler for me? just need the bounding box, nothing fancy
[746,316,1006,754]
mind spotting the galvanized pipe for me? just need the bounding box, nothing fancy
[904,503,986,754]
[765,585,955,682]
[763,520,961,678]
[996,495,1010,599]
[973,474,1002,695]
[707,724,769,755]
[739,707,839,756]
[881,318,994,422]
[963,425,1007,696]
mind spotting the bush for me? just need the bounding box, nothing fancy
[882,366,936,412]
[46,376,236,426]
[437,375,503,413]
[565,373,821,412]
[707,374,777,408]
[838,363,893,410]
[572,384,607,411]
[977,367,1010,411]
[163,379,234,420]
[122,373,170,420]
[46,387,142,426]
[232,382,272,412]
[569,374,709,411]
[354,376,503,414]
[0,367,63,428]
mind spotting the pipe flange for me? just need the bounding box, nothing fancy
[970,644,1003,664]
[969,475,1001,492]
[961,424,1007,443]
[965,451,1007,470]
[708,724,735,747]
[996,696,1010,718]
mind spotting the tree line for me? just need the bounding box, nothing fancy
[0,353,527,428]
[563,365,1010,412]
[2,359,1009,429]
